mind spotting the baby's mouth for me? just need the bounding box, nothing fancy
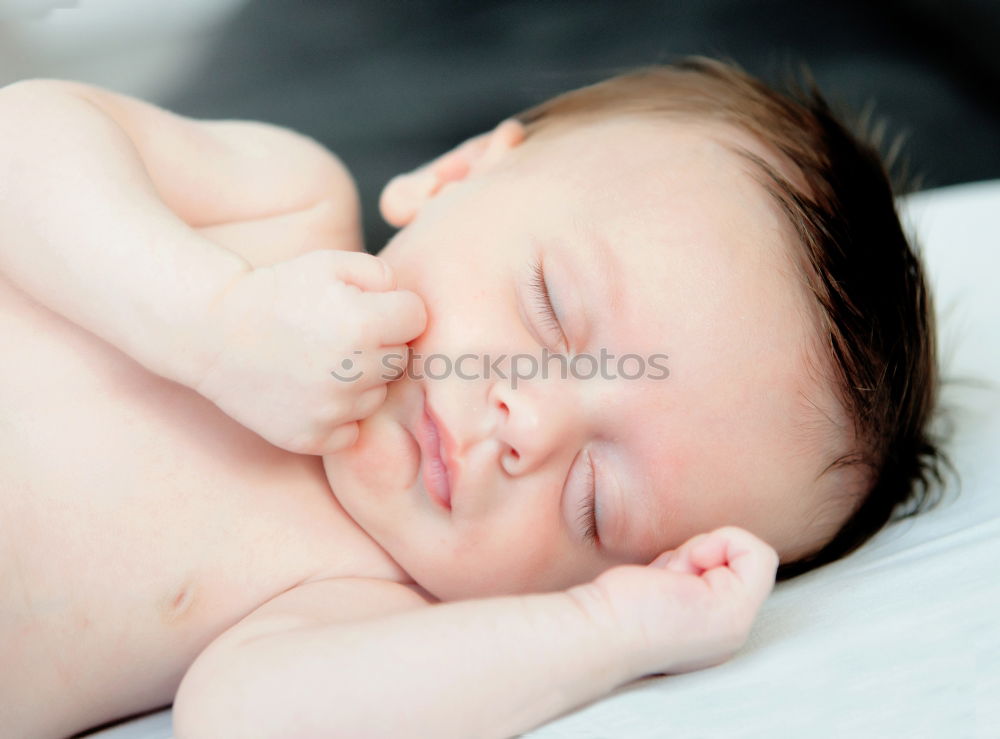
[416,389,454,511]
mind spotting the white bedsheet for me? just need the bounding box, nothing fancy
[84,180,1000,739]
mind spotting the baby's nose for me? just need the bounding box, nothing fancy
[488,377,582,476]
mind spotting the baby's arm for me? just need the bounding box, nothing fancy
[175,578,640,739]
[174,528,778,738]
[0,79,359,387]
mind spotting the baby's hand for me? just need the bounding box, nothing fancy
[579,526,779,677]
[192,249,425,455]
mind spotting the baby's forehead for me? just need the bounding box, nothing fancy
[525,113,788,171]
[526,116,811,241]
[526,117,801,230]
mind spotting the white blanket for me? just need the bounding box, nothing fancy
[84,180,1000,739]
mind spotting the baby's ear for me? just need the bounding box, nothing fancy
[379,118,526,228]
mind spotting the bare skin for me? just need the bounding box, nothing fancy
[0,81,425,737]
[0,81,779,739]
[0,246,418,738]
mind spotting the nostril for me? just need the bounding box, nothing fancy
[502,447,520,473]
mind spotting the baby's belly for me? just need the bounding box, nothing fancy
[0,276,407,738]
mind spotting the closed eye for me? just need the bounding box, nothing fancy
[527,255,566,349]
[572,449,600,548]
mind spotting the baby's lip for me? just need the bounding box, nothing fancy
[424,392,459,503]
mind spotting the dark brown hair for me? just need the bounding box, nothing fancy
[511,56,955,581]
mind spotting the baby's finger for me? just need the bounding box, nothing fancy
[374,345,410,382]
[328,348,395,391]
[349,384,388,420]
[651,533,711,576]
[648,547,694,576]
[692,528,778,603]
[317,422,360,456]
[686,532,732,573]
[363,289,428,345]
[714,527,779,592]
[324,250,397,292]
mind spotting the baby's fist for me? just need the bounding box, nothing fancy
[578,526,779,677]
[192,249,426,455]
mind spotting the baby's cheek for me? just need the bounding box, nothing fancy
[442,519,560,596]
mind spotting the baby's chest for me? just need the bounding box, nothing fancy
[0,275,392,728]
[0,273,325,605]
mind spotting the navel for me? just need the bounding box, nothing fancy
[161,582,196,624]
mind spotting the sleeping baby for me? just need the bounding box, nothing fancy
[0,56,943,738]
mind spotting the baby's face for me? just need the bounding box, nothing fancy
[323,117,846,601]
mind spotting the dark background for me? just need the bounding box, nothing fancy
[163,0,1000,253]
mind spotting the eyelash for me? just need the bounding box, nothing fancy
[573,451,600,547]
[527,256,565,347]
[527,258,596,545]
